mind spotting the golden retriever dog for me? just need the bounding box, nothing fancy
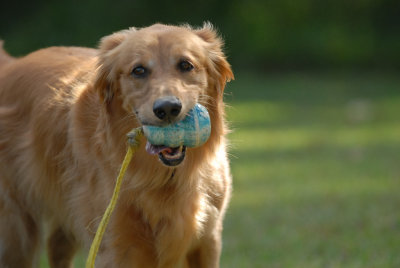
[0,23,233,267]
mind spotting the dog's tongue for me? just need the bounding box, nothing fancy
[145,141,169,155]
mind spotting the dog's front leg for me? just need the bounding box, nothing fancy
[186,210,224,268]
[186,234,222,268]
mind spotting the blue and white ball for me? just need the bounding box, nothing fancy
[143,103,211,148]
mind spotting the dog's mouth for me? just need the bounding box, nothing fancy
[145,142,186,166]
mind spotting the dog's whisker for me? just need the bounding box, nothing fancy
[113,113,138,129]
[198,95,215,108]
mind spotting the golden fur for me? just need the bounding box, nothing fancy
[0,24,233,267]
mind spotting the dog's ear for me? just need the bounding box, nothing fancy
[194,23,234,95]
[95,28,136,104]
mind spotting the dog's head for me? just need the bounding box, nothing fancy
[95,23,233,166]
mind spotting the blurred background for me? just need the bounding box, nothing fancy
[1,0,399,267]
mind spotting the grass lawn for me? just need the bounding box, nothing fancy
[221,72,400,268]
[40,72,400,267]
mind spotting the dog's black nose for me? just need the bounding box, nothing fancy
[153,96,182,120]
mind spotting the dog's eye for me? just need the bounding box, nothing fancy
[131,66,148,78]
[178,60,194,72]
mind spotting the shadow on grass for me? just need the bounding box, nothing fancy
[222,191,400,267]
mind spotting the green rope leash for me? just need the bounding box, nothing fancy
[85,127,143,268]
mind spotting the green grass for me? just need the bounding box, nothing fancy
[40,72,400,267]
[221,72,400,268]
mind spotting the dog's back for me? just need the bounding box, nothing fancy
[0,41,15,68]
[0,45,98,266]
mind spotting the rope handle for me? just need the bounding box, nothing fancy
[85,127,143,268]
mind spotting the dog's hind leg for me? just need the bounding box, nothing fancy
[0,195,41,268]
[47,227,78,268]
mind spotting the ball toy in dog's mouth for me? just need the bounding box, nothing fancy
[142,103,211,166]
